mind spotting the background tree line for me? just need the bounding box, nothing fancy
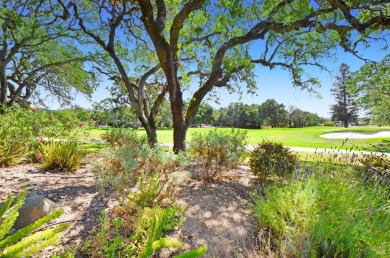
[90,97,323,129]
[199,100,323,129]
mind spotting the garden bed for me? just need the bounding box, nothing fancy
[0,160,261,257]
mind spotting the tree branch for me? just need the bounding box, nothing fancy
[155,0,166,33]
[170,0,206,58]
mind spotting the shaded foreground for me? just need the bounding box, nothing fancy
[0,161,261,257]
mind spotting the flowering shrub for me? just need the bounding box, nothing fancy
[0,104,91,165]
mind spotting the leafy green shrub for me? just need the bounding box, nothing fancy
[101,128,147,146]
[189,129,247,180]
[0,105,36,165]
[249,140,298,183]
[0,105,90,166]
[253,170,390,257]
[39,139,85,171]
[359,153,390,185]
[0,190,69,257]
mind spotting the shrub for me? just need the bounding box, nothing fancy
[359,153,390,185]
[253,170,390,257]
[189,129,247,181]
[94,143,186,197]
[0,105,36,165]
[249,140,298,183]
[101,128,147,146]
[0,131,33,166]
[0,105,90,166]
[0,190,69,257]
[323,121,336,126]
[128,173,175,208]
[82,195,205,257]
[39,139,85,171]
[89,142,205,257]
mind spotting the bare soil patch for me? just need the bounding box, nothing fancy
[0,159,261,257]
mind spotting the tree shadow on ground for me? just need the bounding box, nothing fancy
[0,164,114,257]
[166,164,263,257]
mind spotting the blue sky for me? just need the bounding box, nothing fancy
[73,44,387,118]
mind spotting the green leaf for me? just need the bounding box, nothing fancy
[173,245,207,258]
[0,196,13,219]
[0,190,27,241]
[152,237,183,251]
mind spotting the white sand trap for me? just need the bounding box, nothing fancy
[321,130,390,139]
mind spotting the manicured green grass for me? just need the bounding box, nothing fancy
[86,126,390,152]
[242,126,390,151]
[81,142,109,154]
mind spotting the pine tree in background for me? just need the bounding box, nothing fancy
[330,63,359,128]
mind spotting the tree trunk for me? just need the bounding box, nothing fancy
[138,115,158,146]
[145,125,158,146]
[0,66,7,108]
[170,86,187,153]
[172,122,186,153]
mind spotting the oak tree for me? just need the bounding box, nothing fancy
[0,1,99,109]
[135,0,390,152]
[60,0,167,145]
[348,54,390,125]
[61,0,390,152]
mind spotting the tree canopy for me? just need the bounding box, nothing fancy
[0,0,100,109]
[215,101,321,129]
[59,0,170,145]
[17,0,390,151]
[129,0,390,151]
[348,54,390,125]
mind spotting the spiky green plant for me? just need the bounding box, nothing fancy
[39,139,84,171]
[0,190,69,257]
[173,245,207,258]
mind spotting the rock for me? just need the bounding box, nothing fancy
[13,195,59,230]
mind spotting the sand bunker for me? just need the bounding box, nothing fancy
[321,130,390,139]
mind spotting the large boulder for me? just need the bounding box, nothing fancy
[13,195,59,230]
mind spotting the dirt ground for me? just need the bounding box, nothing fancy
[0,158,263,257]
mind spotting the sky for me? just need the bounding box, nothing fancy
[71,44,387,119]
[30,1,389,119]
